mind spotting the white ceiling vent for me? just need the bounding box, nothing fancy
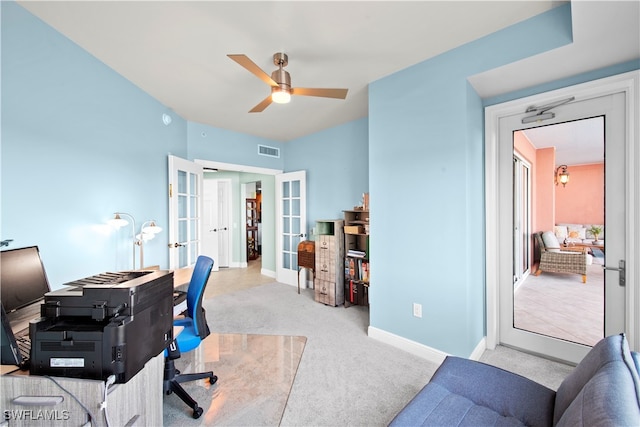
[258,144,280,158]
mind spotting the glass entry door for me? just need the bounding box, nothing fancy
[498,92,627,364]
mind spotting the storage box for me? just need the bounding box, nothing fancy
[344,225,364,234]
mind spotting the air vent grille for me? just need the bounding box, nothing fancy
[258,145,280,158]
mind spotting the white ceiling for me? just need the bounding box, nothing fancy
[17,1,639,144]
[521,117,603,166]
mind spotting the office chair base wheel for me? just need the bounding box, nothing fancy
[192,406,203,419]
[210,375,218,384]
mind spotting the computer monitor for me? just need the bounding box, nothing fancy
[1,246,51,313]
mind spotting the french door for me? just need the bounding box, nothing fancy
[496,91,627,363]
[275,171,307,287]
[168,155,203,269]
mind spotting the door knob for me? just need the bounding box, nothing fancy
[168,242,185,248]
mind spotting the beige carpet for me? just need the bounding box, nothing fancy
[514,263,604,346]
[163,333,306,425]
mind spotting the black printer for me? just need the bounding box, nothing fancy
[29,270,174,383]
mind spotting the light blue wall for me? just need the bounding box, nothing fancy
[368,4,574,357]
[285,118,369,234]
[1,2,185,288]
[187,122,285,171]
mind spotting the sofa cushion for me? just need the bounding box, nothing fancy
[388,381,527,426]
[389,356,556,427]
[554,334,640,425]
[541,231,561,252]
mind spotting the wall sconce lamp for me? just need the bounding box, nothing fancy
[555,165,570,187]
[108,213,162,269]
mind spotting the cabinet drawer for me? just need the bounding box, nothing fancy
[316,260,335,281]
[314,279,335,306]
[316,236,335,257]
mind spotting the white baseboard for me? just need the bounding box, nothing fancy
[368,327,488,363]
[469,337,487,361]
[368,326,448,365]
[261,268,276,278]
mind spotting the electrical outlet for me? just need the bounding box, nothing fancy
[413,303,422,318]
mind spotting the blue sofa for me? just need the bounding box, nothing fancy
[390,334,640,426]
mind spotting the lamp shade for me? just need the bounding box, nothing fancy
[108,213,129,228]
[141,220,162,234]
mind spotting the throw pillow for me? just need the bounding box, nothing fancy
[567,226,586,240]
[554,225,568,240]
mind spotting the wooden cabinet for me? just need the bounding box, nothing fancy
[246,198,258,260]
[344,210,369,307]
[314,219,344,306]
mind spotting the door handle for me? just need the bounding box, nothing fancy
[168,242,185,248]
[210,229,217,232]
[603,260,625,287]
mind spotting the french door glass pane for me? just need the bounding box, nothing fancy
[178,195,187,218]
[190,172,197,195]
[178,170,187,193]
[282,182,290,198]
[292,180,300,197]
[179,246,187,266]
[179,220,187,242]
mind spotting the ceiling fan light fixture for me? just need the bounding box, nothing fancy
[271,87,291,104]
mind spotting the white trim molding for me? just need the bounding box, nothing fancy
[195,159,283,176]
[368,326,448,365]
[484,71,640,353]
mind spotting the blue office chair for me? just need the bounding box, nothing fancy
[163,255,217,419]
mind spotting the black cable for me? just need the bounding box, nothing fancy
[43,375,96,424]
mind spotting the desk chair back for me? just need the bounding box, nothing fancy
[186,255,214,339]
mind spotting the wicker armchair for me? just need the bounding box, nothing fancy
[534,232,587,283]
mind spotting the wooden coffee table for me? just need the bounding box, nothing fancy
[563,243,604,254]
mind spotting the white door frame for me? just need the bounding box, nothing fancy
[485,71,640,353]
[195,159,283,273]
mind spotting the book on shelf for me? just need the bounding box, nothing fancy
[347,249,366,258]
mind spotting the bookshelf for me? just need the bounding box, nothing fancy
[246,198,258,261]
[314,219,344,306]
[343,210,369,307]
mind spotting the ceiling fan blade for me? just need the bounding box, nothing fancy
[291,87,348,99]
[227,54,278,87]
[249,95,273,113]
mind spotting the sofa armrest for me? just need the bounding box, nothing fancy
[429,356,556,427]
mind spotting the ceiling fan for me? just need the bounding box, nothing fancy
[227,52,348,113]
